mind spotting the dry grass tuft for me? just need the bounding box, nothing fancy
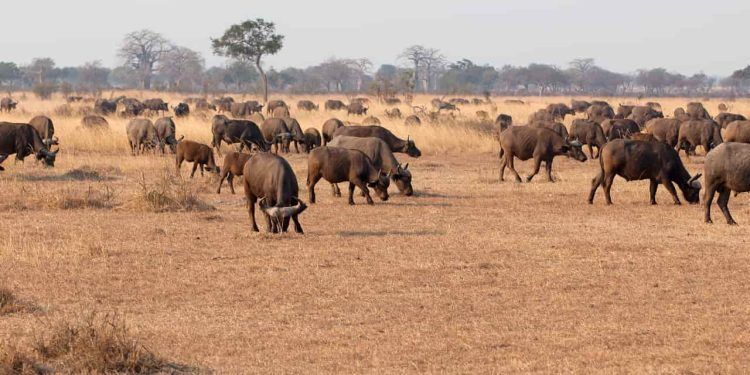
[0,288,38,316]
[52,186,117,210]
[131,170,215,213]
[0,347,46,375]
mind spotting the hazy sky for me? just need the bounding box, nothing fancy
[1,0,747,76]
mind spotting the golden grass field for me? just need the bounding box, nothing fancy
[2,92,750,373]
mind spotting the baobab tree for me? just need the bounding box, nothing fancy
[118,30,173,89]
[212,18,284,103]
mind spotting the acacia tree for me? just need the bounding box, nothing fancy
[212,18,284,102]
[118,30,173,89]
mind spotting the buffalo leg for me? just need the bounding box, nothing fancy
[526,157,543,182]
[717,187,736,225]
[704,185,717,224]
[545,160,554,182]
[588,144,594,159]
[282,216,290,233]
[245,192,259,232]
[331,183,341,197]
[190,162,198,178]
[499,153,506,181]
[176,156,183,174]
[348,182,357,205]
[199,164,205,177]
[355,180,374,205]
[213,138,222,156]
[649,179,659,205]
[228,174,235,194]
[602,172,616,205]
[308,174,321,203]
[216,170,228,194]
[588,170,604,204]
[506,154,523,183]
[0,154,6,170]
[663,181,681,205]
[264,211,275,233]
[291,214,303,234]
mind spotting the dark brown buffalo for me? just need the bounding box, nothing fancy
[297,100,318,111]
[347,101,368,115]
[213,97,234,113]
[571,100,591,114]
[363,115,381,125]
[528,109,556,124]
[230,101,263,118]
[261,118,292,154]
[602,119,640,141]
[154,117,179,154]
[176,140,219,177]
[588,139,702,205]
[1,98,18,112]
[193,98,216,111]
[119,98,146,117]
[126,118,156,155]
[265,100,287,115]
[322,118,345,145]
[328,135,413,195]
[29,115,56,148]
[0,122,58,169]
[644,118,682,147]
[94,99,117,115]
[449,98,470,105]
[686,102,711,120]
[80,115,109,130]
[498,126,586,182]
[715,113,746,128]
[570,119,607,158]
[627,133,658,142]
[722,121,750,143]
[271,106,290,119]
[217,151,253,194]
[529,121,569,139]
[591,100,610,107]
[673,107,690,121]
[173,102,189,117]
[627,106,663,128]
[676,119,722,156]
[242,152,306,233]
[332,125,421,157]
[301,128,322,153]
[586,103,615,123]
[703,142,750,224]
[495,114,512,132]
[616,104,634,119]
[545,103,574,120]
[144,98,168,115]
[283,117,305,153]
[307,146,390,205]
[211,115,269,155]
[325,100,346,111]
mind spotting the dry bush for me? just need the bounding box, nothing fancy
[0,288,37,316]
[32,313,189,374]
[51,186,117,210]
[52,104,73,117]
[0,347,46,375]
[131,170,215,213]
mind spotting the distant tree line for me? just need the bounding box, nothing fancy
[1,24,749,99]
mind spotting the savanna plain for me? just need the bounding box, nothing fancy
[2,93,750,373]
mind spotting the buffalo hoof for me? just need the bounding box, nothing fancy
[728,220,738,226]
[705,219,713,224]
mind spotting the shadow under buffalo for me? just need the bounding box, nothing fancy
[17,168,118,182]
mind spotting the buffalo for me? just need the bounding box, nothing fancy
[602,119,640,141]
[325,100,347,110]
[126,119,157,155]
[322,118,345,145]
[173,102,190,117]
[1,98,18,112]
[154,117,179,154]
[722,121,750,143]
[211,115,269,155]
[530,121,569,139]
[627,106,663,128]
[570,100,591,114]
[498,126,586,182]
[347,101,368,115]
[80,115,109,130]
[686,102,711,120]
[217,151,253,194]
[301,128,322,153]
[297,100,318,111]
[261,118,292,154]
[570,119,607,158]
[243,152,306,233]
[586,103,615,123]
[29,116,57,148]
[385,108,402,119]
[588,139,702,205]
[715,113,746,128]
[265,100,287,115]
[282,117,305,153]
[0,122,58,169]
[644,118,683,147]
[703,142,750,224]
[332,125,421,158]
[307,146,390,205]
[545,103,574,120]
[675,119,722,156]
[176,140,219,178]
[94,99,117,115]
[144,98,169,116]
[404,115,421,126]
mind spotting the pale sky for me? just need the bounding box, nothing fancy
[0,0,747,76]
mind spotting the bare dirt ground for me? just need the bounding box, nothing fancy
[2,95,750,373]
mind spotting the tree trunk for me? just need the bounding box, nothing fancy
[255,56,268,103]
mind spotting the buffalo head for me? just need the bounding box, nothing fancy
[404,136,421,158]
[392,163,413,196]
[368,171,391,201]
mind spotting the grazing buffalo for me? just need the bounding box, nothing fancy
[193,98,216,112]
[530,121,569,139]
[0,122,58,169]
[283,117,305,153]
[545,103,574,120]
[307,146,390,205]
[325,100,347,111]
[144,98,169,115]
[498,126,586,182]
[528,109,556,124]
[332,125,421,158]
[570,119,607,159]
[243,152,306,233]
[297,100,318,111]
[495,114,512,132]
[213,97,234,113]
[715,112,746,128]
[686,102,711,120]
[265,100,287,115]
[328,135,413,195]
[94,99,117,115]
[363,115,381,125]
[154,117,179,154]
[347,101,368,115]
[126,119,157,155]
[602,119,640,141]
[29,116,57,148]
[646,102,662,111]
[119,98,146,117]
[673,107,691,121]
[261,118,292,154]
[627,106,663,128]
[301,128,322,153]
[588,139,701,205]
[431,99,458,112]
[703,142,750,224]
[449,98,470,105]
[722,121,750,143]
[571,100,591,114]
[1,98,18,112]
[322,118,345,145]
[176,140,219,178]
[675,119,722,156]
[211,115,269,155]
[272,106,291,119]
[173,102,190,117]
[586,103,615,123]
[80,115,109,130]
[471,98,485,105]
[718,103,728,112]
[217,151,253,194]
[404,115,421,126]
[384,97,401,105]
[385,108,402,119]
[644,118,683,147]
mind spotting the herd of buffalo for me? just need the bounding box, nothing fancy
[1,95,750,228]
